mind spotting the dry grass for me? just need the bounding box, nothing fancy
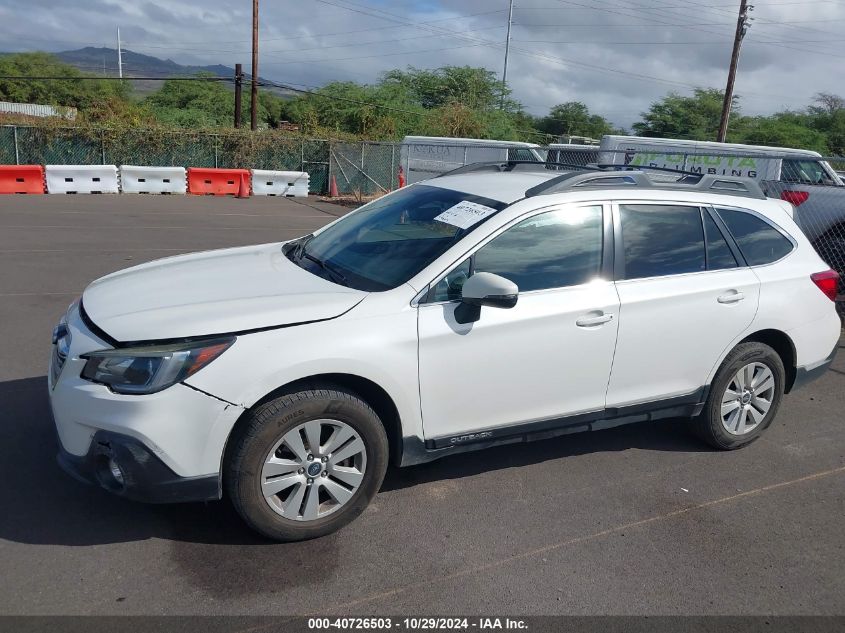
[318,190,387,208]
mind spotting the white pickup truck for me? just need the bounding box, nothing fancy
[400,136,547,184]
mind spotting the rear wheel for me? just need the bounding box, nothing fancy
[226,387,388,541]
[694,342,785,450]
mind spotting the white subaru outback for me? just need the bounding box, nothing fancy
[49,164,841,541]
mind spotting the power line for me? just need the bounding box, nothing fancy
[123,8,510,47]
[123,9,507,53]
[126,25,507,58]
[311,0,805,101]
[556,0,845,61]
[617,0,845,55]
[513,38,845,44]
[0,75,231,82]
[311,0,702,90]
[263,42,488,66]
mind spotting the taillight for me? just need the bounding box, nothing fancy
[811,269,840,302]
[781,190,809,206]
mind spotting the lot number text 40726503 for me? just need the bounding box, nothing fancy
[307,617,528,630]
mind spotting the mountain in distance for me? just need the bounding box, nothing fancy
[55,47,296,97]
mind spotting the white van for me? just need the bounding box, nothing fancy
[598,135,841,184]
[401,136,547,184]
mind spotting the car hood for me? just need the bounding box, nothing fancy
[82,243,366,343]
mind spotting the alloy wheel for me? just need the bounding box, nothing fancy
[261,418,367,521]
[720,362,776,436]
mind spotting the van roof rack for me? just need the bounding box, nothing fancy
[437,160,600,177]
[524,168,767,200]
[432,160,767,200]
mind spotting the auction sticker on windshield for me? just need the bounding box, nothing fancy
[434,200,498,230]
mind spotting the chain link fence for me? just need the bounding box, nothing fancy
[329,141,398,197]
[0,125,331,194]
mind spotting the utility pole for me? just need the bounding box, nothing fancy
[251,0,259,130]
[500,0,514,110]
[717,0,753,142]
[234,63,243,128]
[117,27,123,79]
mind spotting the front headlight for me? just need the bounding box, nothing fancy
[80,337,235,395]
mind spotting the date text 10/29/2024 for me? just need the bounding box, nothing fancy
[308,618,529,630]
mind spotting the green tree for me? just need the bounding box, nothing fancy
[537,101,619,139]
[381,66,517,112]
[283,65,535,140]
[632,88,733,140]
[145,75,236,127]
[259,91,287,128]
[807,93,845,154]
[0,52,129,114]
[144,75,289,128]
[735,111,829,153]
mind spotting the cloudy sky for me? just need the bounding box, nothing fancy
[2,0,844,128]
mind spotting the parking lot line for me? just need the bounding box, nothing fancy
[322,464,845,613]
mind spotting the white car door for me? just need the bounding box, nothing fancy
[417,203,620,448]
[605,202,760,409]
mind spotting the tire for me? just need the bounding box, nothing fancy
[693,342,785,450]
[225,386,389,541]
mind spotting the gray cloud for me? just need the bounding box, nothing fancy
[1,0,843,129]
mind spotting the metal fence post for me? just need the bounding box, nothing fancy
[327,140,334,195]
[13,126,20,165]
[391,143,396,190]
[101,129,106,165]
[214,134,219,168]
[300,140,305,172]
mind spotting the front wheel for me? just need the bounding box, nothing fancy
[225,387,389,541]
[693,342,785,450]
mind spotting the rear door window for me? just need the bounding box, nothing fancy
[715,208,794,265]
[619,204,706,279]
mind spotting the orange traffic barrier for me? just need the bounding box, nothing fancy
[187,167,250,196]
[0,165,45,194]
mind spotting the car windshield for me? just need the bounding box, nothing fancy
[287,184,507,291]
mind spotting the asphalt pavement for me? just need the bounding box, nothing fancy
[0,194,843,616]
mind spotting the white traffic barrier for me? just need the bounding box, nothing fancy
[251,170,309,197]
[120,165,187,194]
[45,165,119,194]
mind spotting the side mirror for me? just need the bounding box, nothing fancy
[455,272,518,324]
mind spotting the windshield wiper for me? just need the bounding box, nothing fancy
[301,250,349,286]
[291,235,314,260]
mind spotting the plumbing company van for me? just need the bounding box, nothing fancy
[400,136,547,184]
[598,135,842,184]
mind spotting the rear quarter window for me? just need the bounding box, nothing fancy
[715,208,794,266]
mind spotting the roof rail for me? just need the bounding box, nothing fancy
[598,163,700,177]
[525,171,652,197]
[436,160,600,178]
[525,169,767,200]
